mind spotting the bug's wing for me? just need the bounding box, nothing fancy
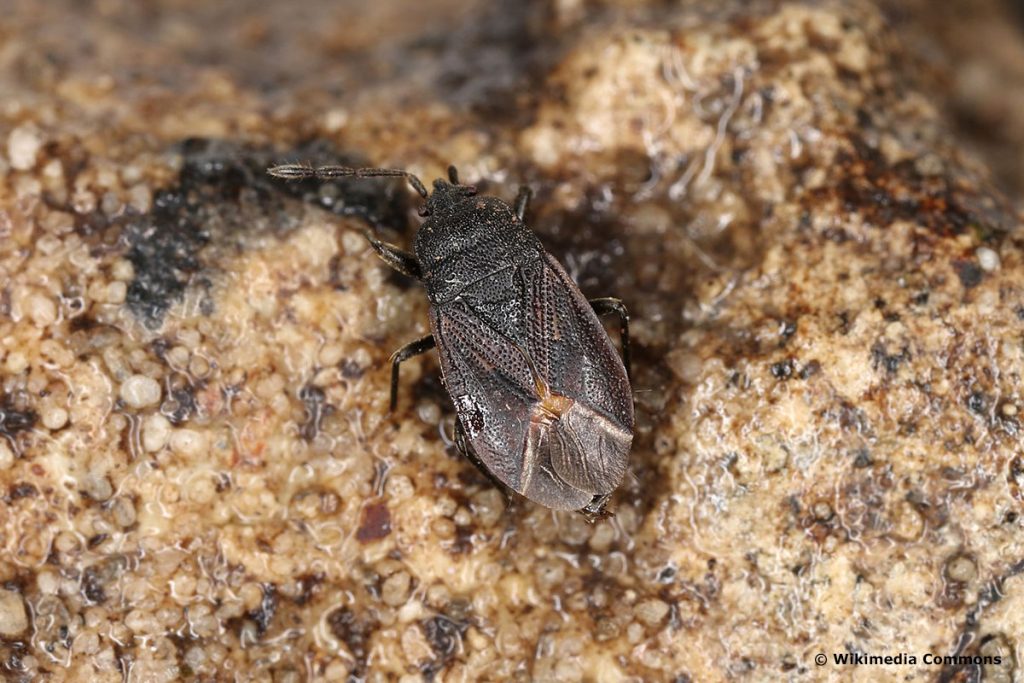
[430,302,593,511]
[545,402,633,495]
[523,254,634,495]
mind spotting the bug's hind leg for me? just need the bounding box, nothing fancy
[389,335,435,411]
[364,231,422,279]
[589,297,631,379]
[514,186,533,222]
[579,493,614,523]
[454,420,513,506]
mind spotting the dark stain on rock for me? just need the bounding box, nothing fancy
[811,135,1013,241]
[123,138,408,328]
[299,384,330,441]
[770,359,794,380]
[1009,456,1024,502]
[450,525,475,555]
[799,360,821,379]
[952,260,983,289]
[162,375,198,426]
[292,573,324,606]
[416,2,556,121]
[967,391,988,415]
[123,185,211,328]
[249,584,278,637]
[326,606,377,678]
[81,567,107,605]
[356,502,392,543]
[80,555,130,606]
[420,614,467,680]
[0,397,37,443]
[5,483,38,502]
[339,358,366,380]
[870,342,910,374]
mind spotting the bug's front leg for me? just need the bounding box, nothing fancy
[365,231,422,279]
[589,297,631,379]
[388,335,435,411]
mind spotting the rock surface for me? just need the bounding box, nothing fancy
[1,0,1022,681]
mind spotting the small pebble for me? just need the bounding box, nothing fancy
[977,247,1000,272]
[5,351,28,374]
[120,375,162,409]
[7,125,42,171]
[634,598,670,626]
[812,502,833,521]
[82,474,113,502]
[111,259,135,281]
[170,429,207,457]
[385,474,415,501]
[318,343,345,367]
[100,191,122,217]
[188,355,210,378]
[42,406,69,430]
[109,497,137,528]
[105,281,127,304]
[142,414,172,452]
[0,589,29,636]
[28,294,58,327]
[417,401,441,425]
[127,184,152,213]
[0,442,15,470]
[382,571,412,607]
[945,555,977,583]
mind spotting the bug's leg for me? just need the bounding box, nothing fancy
[389,335,435,412]
[267,163,429,199]
[579,493,614,523]
[364,231,422,279]
[514,186,533,222]
[454,420,513,504]
[448,165,460,185]
[589,297,631,379]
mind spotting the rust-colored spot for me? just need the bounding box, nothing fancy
[356,502,391,543]
[533,392,574,424]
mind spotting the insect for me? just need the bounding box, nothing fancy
[268,162,634,514]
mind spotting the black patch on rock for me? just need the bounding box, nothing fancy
[326,606,377,678]
[123,138,409,328]
[952,260,983,289]
[420,614,468,680]
[0,396,37,442]
[249,584,278,637]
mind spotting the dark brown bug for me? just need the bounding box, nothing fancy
[268,163,634,514]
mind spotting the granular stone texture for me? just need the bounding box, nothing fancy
[1,0,1023,681]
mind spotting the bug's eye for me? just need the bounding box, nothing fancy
[418,206,432,217]
[463,185,478,197]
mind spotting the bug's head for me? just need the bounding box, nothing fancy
[419,168,477,217]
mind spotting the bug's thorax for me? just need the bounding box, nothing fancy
[414,182,543,304]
